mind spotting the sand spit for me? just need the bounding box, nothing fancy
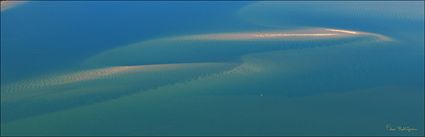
[175,28,392,41]
[84,27,392,67]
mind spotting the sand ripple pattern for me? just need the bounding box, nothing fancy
[1,63,219,95]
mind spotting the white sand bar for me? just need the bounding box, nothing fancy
[176,28,391,41]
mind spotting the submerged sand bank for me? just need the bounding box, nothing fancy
[0,62,227,96]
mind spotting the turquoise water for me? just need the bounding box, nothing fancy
[1,1,424,136]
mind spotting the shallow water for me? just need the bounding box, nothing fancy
[1,1,424,136]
